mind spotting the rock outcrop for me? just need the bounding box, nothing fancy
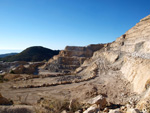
[42,44,104,73]
[83,95,107,113]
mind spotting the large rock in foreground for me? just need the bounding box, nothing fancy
[87,95,107,110]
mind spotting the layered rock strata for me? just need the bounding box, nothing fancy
[42,44,104,73]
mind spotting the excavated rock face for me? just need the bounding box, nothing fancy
[111,15,150,54]
[75,15,150,107]
[118,15,150,95]
[42,44,104,73]
[121,56,150,94]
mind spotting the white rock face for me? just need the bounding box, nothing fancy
[83,106,99,113]
[121,56,150,94]
[87,95,107,109]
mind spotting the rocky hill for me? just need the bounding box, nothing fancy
[0,46,59,62]
[42,44,105,73]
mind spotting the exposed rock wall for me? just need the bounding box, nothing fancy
[77,15,150,102]
[110,15,150,54]
[118,15,150,94]
[121,56,150,94]
[42,44,104,73]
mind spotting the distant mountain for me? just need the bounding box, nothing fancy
[0,53,18,58]
[0,46,60,62]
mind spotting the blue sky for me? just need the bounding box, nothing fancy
[0,0,150,53]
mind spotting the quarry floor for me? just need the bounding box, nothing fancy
[0,68,138,107]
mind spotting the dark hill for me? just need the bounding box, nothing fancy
[0,46,60,62]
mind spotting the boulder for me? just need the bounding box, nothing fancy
[87,95,107,109]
